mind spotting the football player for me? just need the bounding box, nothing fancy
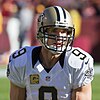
[7,6,94,100]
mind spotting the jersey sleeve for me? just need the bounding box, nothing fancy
[7,48,27,88]
[68,48,94,89]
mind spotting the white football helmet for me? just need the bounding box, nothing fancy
[37,6,75,54]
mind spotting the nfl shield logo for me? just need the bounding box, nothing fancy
[45,76,51,81]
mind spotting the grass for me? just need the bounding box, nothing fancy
[92,74,100,100]
[0,78,10,100]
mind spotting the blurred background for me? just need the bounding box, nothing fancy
[0,0,100,64]
[0,0,100,100]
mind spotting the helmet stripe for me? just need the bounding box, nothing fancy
[54,6,60,21]
[57,6,65,22]
[54,6,66,22]
[61,8,66,19]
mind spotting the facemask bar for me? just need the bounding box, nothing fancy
[66,27,75,51]
[44,34,67,53]
[37,26,75,54]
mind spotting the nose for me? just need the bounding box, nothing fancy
[56,32,64,42]
[56,32,67,38]
[55,29,64,35]
[57,31,62,36]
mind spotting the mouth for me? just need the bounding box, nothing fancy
[53,42,63,47]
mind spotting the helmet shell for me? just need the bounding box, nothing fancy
[38,6,74,30]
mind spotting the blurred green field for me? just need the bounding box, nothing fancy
[0,78,10,100]
[92,74,100,100]
[0,65,100,100]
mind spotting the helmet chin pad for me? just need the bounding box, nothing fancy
[45,44,66,54]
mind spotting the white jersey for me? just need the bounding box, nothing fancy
[7,46,94,100]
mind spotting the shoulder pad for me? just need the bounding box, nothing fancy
[68,47,93,69]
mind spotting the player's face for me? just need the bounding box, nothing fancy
[46,27,68,51]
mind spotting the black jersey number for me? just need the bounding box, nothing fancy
[13,48,26,59]
[39,86,57,100]
[72,49,86,60]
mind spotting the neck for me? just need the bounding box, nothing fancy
[40,47,61,68]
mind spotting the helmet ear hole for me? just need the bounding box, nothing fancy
[39,27,44,33]
[41,28,43,32]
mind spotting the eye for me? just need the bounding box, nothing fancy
[51,28,67,33]
[45,28,52,33]
[60,29,67,33]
